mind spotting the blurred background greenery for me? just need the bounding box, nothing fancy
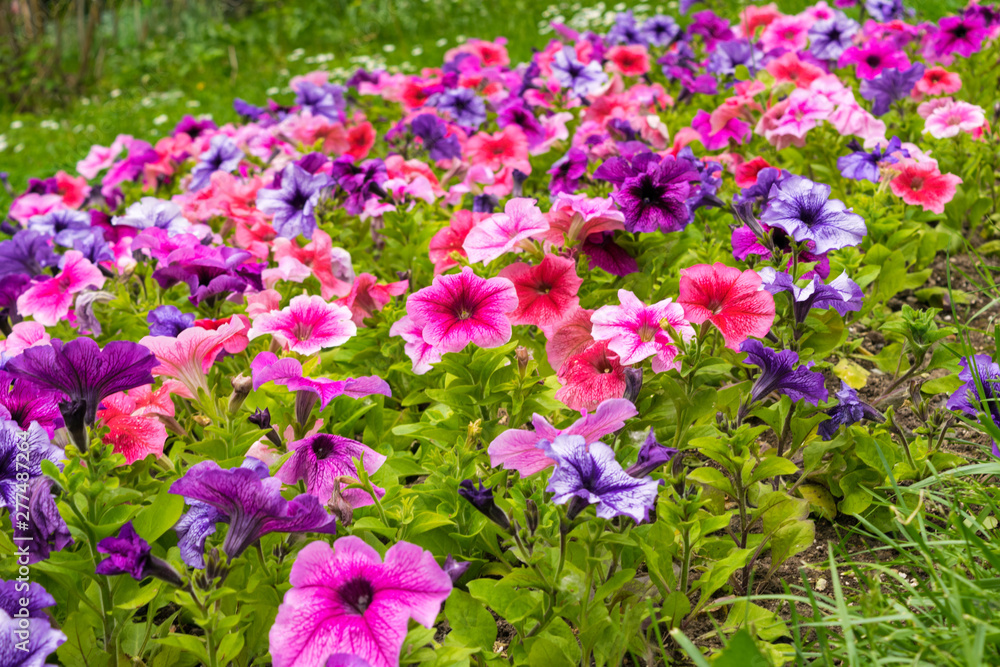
[0,0,965,206]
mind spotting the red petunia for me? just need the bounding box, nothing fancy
[555,340,627,411]
[605,45,651,77]
[545,307,595,374]
[888,159,962,214]
[733,156,771,188]
[499,254,582,335]
[677,263,775,351]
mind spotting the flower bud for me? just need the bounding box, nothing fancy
[515,346,532,377]
[623,367,643,404]
[248,408,272,430]
[228,373,253,414]
[443,555,470,584]
[327,480,354,526]
[525,499,539,535]
[295,390,319,427]
[458,480,510,531]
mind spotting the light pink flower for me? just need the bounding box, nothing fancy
[262,256,313,288]
[140,320,245,399]
[764,89,833,148]
[591,290,695,373]
[498,254,582,335]
[248,295,356,356]
[543,194,625,247]
[462,198,549,264]
[488,398,637,475]
[388,316,443,375]
[269,537,452,667]
[405,267,517,354]
[17,251,106,327]
[250,352,390,409]
[0,322,50,357]
[923,101,986,139]
[247,289,283,319]
[76,142,124,180]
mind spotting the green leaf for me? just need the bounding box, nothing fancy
[445,590,497,651]
[527,637,575,667]
[749,456,799,485]
[594,568,636,601]
[217,633,245,664]
[723,600,790,642]
[115,580,162,610]
[713,628,769,667]
[155,636,210,663]
[132,482,185,542]
[687,467,734,497]
[768,519,815,573]
[660,591,691,629]
[798,483,837,521]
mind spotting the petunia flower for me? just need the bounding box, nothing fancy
[189,135,243,192]
[594,152,700,234]
[555,340,628,411]
[139,320,245,399]
[248,295,356,356]
[759,268,864,323]
[498,254,582,335]
[341,273,408,327]
[838,41,910,80]
[388,315,444,375]
[147,305,196,337]
[250,351,390,410]
[591,289,695,373]
[0,420,62,512]
[740,339,828,414]
[760,176,867,254]
[677,263,776,351]
[551,47,608,97]
[626,429,678,477]
[428,211,487,275]
[808,15,859,61]
[818,381,885,440]
[581,232,639,277]
[0,230,60,279]
[543,434,661,523]
[0,370,62,437]
[113,196,191,235]
[435,88,487,129]
[463,197,548,264]
[276,433,387,507]
[837,136,908,183]
[488,397,637,476]
[859,64,925,116]
[273,230,355,300]
[15,477,73,564]
[947,355,1000,456]
[411,114,461,162]
[0,580,66,663]
[691,109,752,151]
[548,148,589,196]
[96,390,168,465]
[17,250,106,327]
[931,13,989,58]
[544,194,625,247]
[404,267,517,354]
[641,14,680,45]
[923,101,986,139]
[888,159,962,214]
[171,460,337,561]
[257,163,330,240]
[268,537,452,667]
[911,66,961,99]
[95,521,183,587]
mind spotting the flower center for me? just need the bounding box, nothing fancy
[293,322,314,341]
[457,308,473,320]
[311,436,338,460]
[865,55,881,68]
[910,176,925,190]
[638,322,658,343]
[339,577,375,615]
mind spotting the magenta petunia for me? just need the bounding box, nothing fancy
[677,263,776,352]
[17,251,106,327]
[276,434,387,507]
[498,254,582,335]
[462,197,549,264]
[248,295,357,356]
[250,352,390,408]
[404,267,517,354]
[488,397,637,475]
[269,537,452,667]
[139,320,247,399]
[388,315,443,375]
[590,289,695,373]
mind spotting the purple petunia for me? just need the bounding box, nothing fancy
[295,81,346,120]
[837,136,908,183]
[95,521,183,586]
[0,420,62,512]
[543,434,662,523]
[548,147,588,196]
[758,268,864,323]
[594,152,701,234]
[151,245,265,306]
[640,15,681,46]
[626,429,678,477]
[606,10,645,45]
[551,47,608,97]
[931,13,990,58]
[0,230,60,278]
[113,196,191,236]
[497,98,545,147]
[16,476,73,564]
[0,580,65,665]
[760,176,867,254]
[435,88,487,130]
[740,339,829,410]
[147,305,196,337]
[257,163,330,239]
[818,381,885,440]
[707,39,762,77]
[809,15,859,61]
[189,135,244,192]
[860,63,925,116]
[411,114,461,161]
[947,355,1000,456]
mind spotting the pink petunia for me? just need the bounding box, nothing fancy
[97,390,168,465]
[17,251,106,327]
[251,351,391,408]
[488,398,637,475]
[8,193,63,224]
[463,197,549,264]
[465,125,531,174]
[543,194,625,247]
[555,340,628,411]
[428,210,488,274]
[838,42,910,80]
[248,295,357,356]
[498,254,582,335]
[888,159,962,214]
[55,171,91,209]
[139,320,246,399]
[341,273,408,327]
[923,101,986,139]
[269,537,452,667]
[0,321,51,357]
[605,45,650,77]
[76,142,124,180]
[591,289,695,373]
[405,267,517,354]
[272,230,355,300]
[388,315,443,375]
[692,110,751,151]
[677,263,776,351]
[911,66,961,100]
[760,14,812,52]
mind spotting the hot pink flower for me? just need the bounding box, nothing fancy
[923,101,985,139]
[734,156,771,188]
[463,198,549,264]
[465,126,531,173]
[8,193,63,224]
[388,315,443,375]
[555,341,627,412]
[488,398,637,475]
[248,295,356,356]
[543,194,625,246]
[677,263,776,351]
[888,159,962,214]
[760,14,812,52]
[692,110,751,151]
[55,171,91,209]
[838,42,910,80]
[428,211,488,274]
[405,267,517,353]
[0,322,50,357]
[76,142,124,180]
[139,320,245,399]
[498,254,582,335]
[912,66,961,100]
[251,352,390,408]
[545,307,595,373]
[97,390,168,465]
[765,89,833,149]
[342,274,408,327]
[591,289,695,373]
[269,537,452,667]
[766,52,825,89]
[17,251,106,327]
[605,45,650,77]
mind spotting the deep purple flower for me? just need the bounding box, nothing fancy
[346,68,380,89]
[549,148,588,196]
[472,194,498,213]
[152,245,264,306]
[497,99,545,147]
[0,580,65,665]
[257,163,330,239]
[818,381,884,440]
[860,63,925,116]
[641,15,681,46]
[0,371,62,436]
[411,114,461,161]
[582,232,639,276]
[809,16,860,61]
[458,480,510,530]
[0,274,32,328]
[14,477,73,564]
[6,338,157,429]
[759,268,864,322]
[330,157,387,216]
[173,115,217,139]
[689,10,735,51]
[435,88,487,129]
[607,10,645,44]
[170,460,337,560]
[837,136,907,183]
[0,230,60,278]
[96,521,183,586]
[594,152,701,233]
[70,228,113,264]
[189,135,244,192]
[443,555,470,584]
[551,48,608,97]
[113,197,190,235]
[0,420,61,512]
[147,305,196,337]
[295,81,346,120]
[707,39,762,77]
[734,167,791,206]
[948,355,1000,456]
[626,429,678,477]
[543,435,662,523]
[760,176,866,254]
[740,340,829,411]
[234,98,267,121]
[678,147,724,214]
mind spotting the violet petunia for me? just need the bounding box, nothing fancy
[947,355,1000,456]
[931,13,989,58]
[257,163,330,240]
[758,268,864,323]
[548,148,589,196]
[95,521,183,586]
[113,197,191,236]
[296,81,346,120]
[488,397,637,475]
[543,434,662,523]
[740,339,828,411]
[458,480,511,529]
[170,460,337,561]
[435,88,487,130]
[594,152,701,234]
[626,429,678,477]
[276,433,387,508]
[818,381,885,440]
[0,230,60,278]
[837,136,908,183]
[411,114,461,162]
[859,64,925,117]
[0,580,65,666]
[250,351,390,410]
[0,420,62,512]
[0,370,63,437]
[268,537,452,667]
[189,135,244,192]
[640,15,681,46]
[551,47,608,97]
[147,305,196,337]
[760,176,867,254]
[15,477,73,564]
[808,16,859,61]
